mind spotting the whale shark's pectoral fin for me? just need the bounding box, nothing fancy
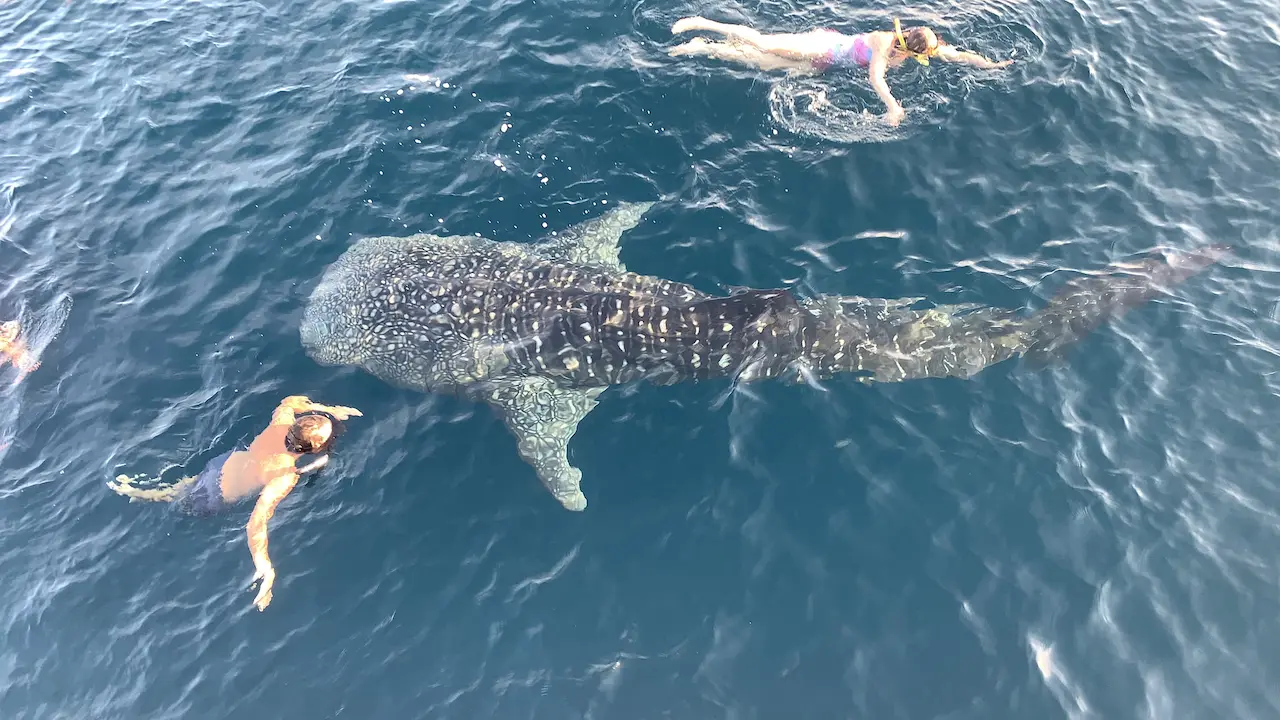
[485,378,605,511]
[535,201,657,272]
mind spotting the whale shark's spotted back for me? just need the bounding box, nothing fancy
[302,213,814,394]
[301,202,1227,512]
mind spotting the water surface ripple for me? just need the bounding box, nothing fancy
[1,0,1278,718]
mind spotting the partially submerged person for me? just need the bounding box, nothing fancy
[670,16,1012,126]
[109,395,362,611]
[0,320,40,376]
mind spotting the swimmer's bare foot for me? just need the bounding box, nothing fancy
[669,38,711,57]
[672,16,711,35]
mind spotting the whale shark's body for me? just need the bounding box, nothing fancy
[300,202,1226,510]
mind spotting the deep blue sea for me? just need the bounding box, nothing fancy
[2,0,1279,718]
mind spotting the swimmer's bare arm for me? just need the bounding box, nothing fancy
[273,395,364,425]
[246,455,331,610]
[936,45,1012,69]
[247,470,301,611]
[868,50,904,125]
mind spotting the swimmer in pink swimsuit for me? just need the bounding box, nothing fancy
[670,17,1013,126]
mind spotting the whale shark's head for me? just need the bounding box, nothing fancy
[299,295,363,367]
[300,236,413,368]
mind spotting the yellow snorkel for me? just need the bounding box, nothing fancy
[894,18,935,66]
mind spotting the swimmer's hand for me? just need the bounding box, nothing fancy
[989,59,1014,69]
[252,567,275,611]
[885,106,906,127]
[281,395,318,412]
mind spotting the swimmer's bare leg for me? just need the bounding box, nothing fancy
[673,17,760,39]
[108,474,198,503]
[671,17,829,61]
[670,39,816,73]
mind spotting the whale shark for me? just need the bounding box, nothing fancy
[299,202,1227,510]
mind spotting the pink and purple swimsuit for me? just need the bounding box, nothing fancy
[812,31,874,72]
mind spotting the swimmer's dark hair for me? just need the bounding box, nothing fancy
[285,411,345,454]
[904,26,940,55]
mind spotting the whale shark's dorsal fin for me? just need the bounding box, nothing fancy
[535,201,656,272]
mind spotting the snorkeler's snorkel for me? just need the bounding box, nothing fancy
[894,18,937,66]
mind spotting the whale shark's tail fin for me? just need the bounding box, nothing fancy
[1022,245,1230,368]
[798,245,1229,385]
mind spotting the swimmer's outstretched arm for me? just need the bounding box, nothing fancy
[246,473,297,612]
[936,45,1012,69]
[246,455,330,611]
[273,395,363,425]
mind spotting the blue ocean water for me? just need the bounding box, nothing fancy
[2,0,1279,717]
